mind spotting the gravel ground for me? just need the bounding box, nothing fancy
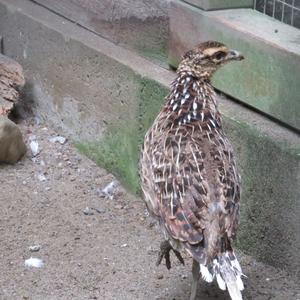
[0,118,299,300]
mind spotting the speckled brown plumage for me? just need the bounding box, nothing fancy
[140,41,245,300]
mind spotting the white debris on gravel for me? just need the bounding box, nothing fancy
[37,173,46,182]
[29,140,39,157]
[49,136,67,144]
[29,245,41,252]
[24,257,44,268]
[100,180,118,199]
[83,207,94,215]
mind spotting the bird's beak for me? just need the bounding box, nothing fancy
[228,49,244,61]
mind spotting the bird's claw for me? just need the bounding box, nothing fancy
[156,240,184,270]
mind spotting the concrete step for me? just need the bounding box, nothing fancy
[32,0,170,67]
[0,0,299,278]
[183,0,252,10]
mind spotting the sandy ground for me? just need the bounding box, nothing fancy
[0,118,299,300]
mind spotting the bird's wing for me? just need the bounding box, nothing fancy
[148,125,240,255]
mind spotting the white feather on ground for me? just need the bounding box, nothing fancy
[24,257,44,268]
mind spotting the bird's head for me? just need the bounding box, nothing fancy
[177,41,244,79]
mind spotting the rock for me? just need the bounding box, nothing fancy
[0,116,26,163]
[94,207,106,214]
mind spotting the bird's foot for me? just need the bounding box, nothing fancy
[156,240,184,270]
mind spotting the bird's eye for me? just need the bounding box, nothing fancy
[214,51,226,60]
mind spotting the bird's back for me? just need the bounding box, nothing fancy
[140,72,241,263]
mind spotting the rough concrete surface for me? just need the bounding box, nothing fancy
[33,0,170,66]
[0,0,299,278]
[0,118,299,300]
[34,0,170,21]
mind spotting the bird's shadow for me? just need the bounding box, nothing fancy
[169,279,231,300]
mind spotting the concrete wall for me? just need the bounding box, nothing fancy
[0,0,299,277]
[33,0,170,66]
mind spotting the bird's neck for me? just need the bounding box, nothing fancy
[163,71,221,129]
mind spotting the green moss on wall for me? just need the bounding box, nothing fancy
[76,77,168,195]
[223,118,300,271]
[75,122,140,194]
[136,43,168,68]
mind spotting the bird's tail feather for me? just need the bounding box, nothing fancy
[200,251,244,300]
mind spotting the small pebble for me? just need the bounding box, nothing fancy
[83,207,94,215]
[29,245,41,252]
[157,274,164,280]
[49,136,67,144]
[95,208,106,214]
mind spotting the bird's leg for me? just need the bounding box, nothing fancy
[156,240,185,270]
[190,259,200,300]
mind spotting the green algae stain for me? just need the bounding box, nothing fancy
[76,77,168,195]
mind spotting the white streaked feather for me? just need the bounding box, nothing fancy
[232,257,242,273]
[201,112,204,121]
[236,276,244,291]
[216,274,226,290]
[200,264,213,283]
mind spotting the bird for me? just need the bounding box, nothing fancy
[139,41,245,300]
